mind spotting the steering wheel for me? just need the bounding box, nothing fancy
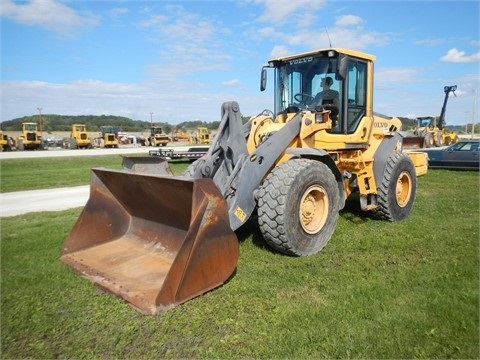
[294,93,314,105]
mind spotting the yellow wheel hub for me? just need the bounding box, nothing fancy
[396,171,412,207]
[299,185,328,234]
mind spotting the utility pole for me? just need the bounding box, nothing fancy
[472,89,477,139]
[150,112,153,126]
[37,107,43,138]
[465,111,470,133]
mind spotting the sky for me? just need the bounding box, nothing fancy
[1,0,479,126]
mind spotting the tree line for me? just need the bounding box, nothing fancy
[1,114,470,135]
[0,114,231,134]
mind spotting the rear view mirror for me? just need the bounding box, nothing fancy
[336,54,348,81]
[260,67,267,91]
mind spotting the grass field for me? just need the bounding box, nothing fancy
[0,156,187,192]
[1,157,479,359]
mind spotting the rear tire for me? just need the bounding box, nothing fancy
[257,159,340,256]
[374,152,416,222]
[434,132,444,147]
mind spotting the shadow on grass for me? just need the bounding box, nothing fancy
[235,214,273,251]
[339,192,375,224]
[233,192,375,255]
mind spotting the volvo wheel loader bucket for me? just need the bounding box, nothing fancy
[121,155,173,176]
[60,168,239,314]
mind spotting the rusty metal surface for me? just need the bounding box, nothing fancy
[61,168,239,314]
[402,136,426,149]
[121,155,173,176]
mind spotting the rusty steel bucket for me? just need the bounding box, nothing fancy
[121,155,173,175]
[402,135,426,149]
[60,168,239,314]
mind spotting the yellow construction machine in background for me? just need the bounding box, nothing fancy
[17,122,42,150]
[171,129,191,142]
[189,126,211,145]
[63,124,92,149]
[410,85,459,147]
[95,126,119,148]
[147,126,170,147]
[0,130,8,151]
[61,47,428,314]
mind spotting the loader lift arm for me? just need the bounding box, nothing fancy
[187,101,303,230]
[438,85,457,130]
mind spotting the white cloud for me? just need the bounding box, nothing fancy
[222,79,241,87]
[138,6,232,73]
[0,0,99,33]
[252,0,325,24]
[375,67,420,85]
[335,14,362,27]
[138,14,167,28]
[0,78,271,123]
[269,45,290,59]
[109,7,129,18]
[257,26,278,38]
[251,11,388,53]
[440,48,480,63]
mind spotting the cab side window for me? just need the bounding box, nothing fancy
[346,60,367,134]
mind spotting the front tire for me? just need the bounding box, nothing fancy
[425,133,434,148]
[257,159,340,256]
[374,152,416,222]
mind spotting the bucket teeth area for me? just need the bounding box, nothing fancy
[61,169,239,314]
[61,236,176,312]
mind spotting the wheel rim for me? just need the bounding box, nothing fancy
[299,185,329,234]
[396,171,412,207]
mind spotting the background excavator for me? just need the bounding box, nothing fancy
[61,48,428,314]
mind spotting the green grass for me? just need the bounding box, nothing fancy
[0,156,189,192]
[1,163,479,358]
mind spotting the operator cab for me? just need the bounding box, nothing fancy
[261,49,372,135]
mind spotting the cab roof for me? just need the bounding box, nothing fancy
[268,48,376,63]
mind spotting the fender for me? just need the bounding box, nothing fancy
[372,132,403,183]
[286,147,346,209]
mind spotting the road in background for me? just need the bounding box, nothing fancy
[0,145,152,159]
[0,144,192,217]
[0,186,89,217]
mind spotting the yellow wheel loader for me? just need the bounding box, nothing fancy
[411,85,459,147]
[99,126,119,148]
[63,124,92,149]
[61,48,428,314]
[189,126,211,145]
[0,130,8,151]
[17,122,42,150]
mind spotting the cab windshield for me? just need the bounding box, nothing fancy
[268,51,369,135]
[24,124,37,131]
[417,117,434,128]
[273,55,338,114]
